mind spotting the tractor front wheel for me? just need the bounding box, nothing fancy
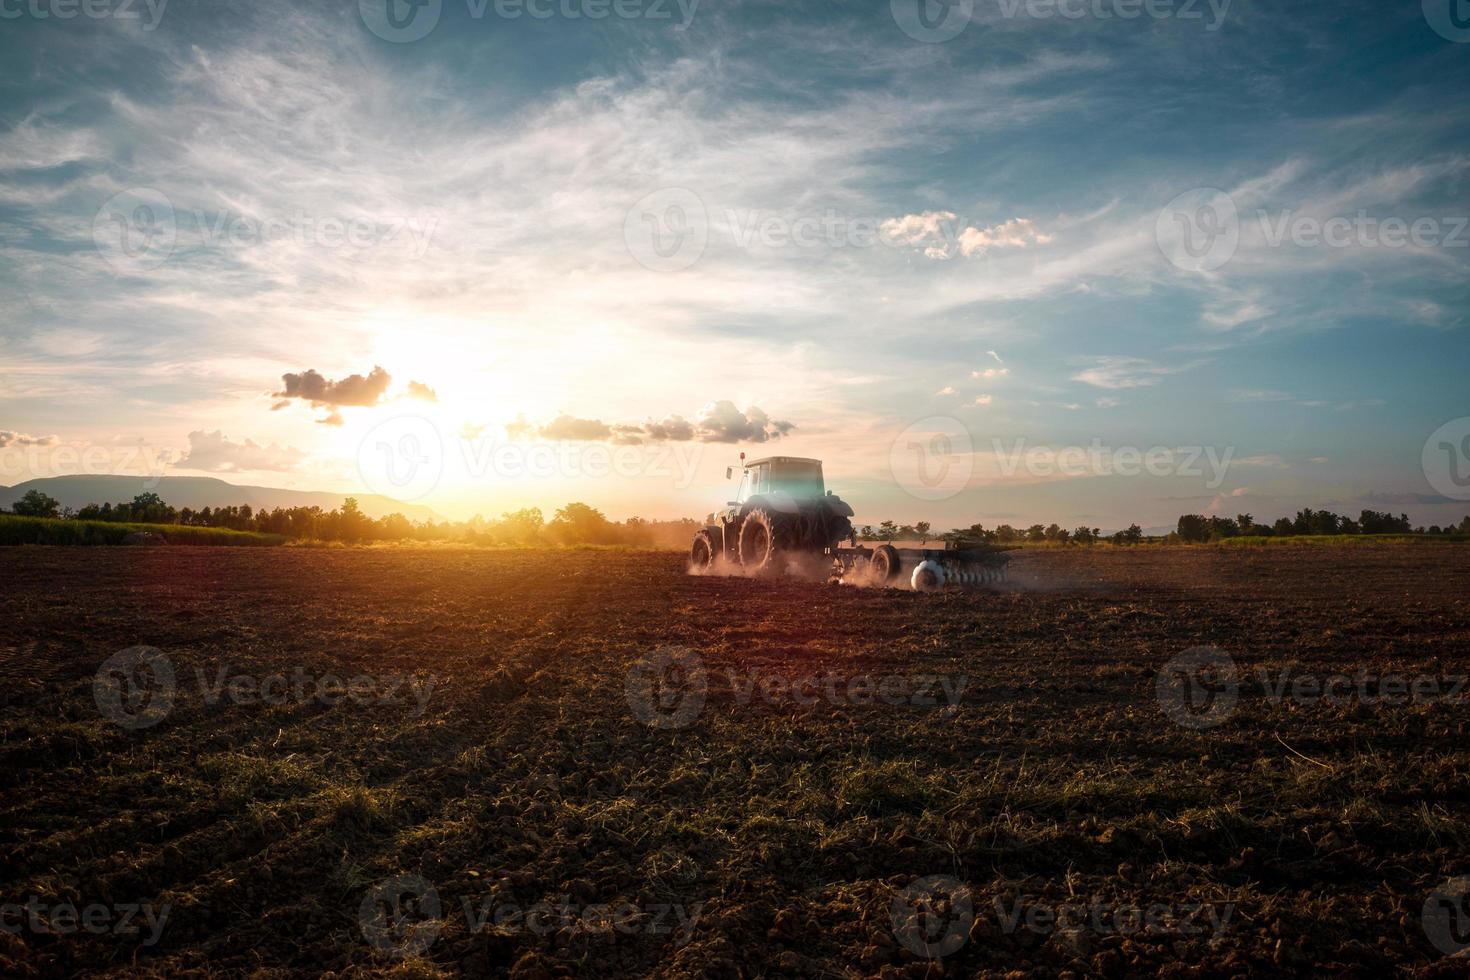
[690,530,718,571]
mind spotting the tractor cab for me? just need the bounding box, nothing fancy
[727,456,826,504]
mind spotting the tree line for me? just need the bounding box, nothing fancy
[859,508,1470,546]
[1173,508,1470,542]
[859,520,1132,545]
[10,488,1469,548]
[5,490,698,548]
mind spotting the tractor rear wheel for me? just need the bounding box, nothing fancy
[738,508,792,576]
[690,530,717,570]
[870,544,902,582]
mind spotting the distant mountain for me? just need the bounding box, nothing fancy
[0,475,443,522]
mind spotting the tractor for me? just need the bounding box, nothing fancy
[688,455,1009,590]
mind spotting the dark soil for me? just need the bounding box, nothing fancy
[2,545,1468,977]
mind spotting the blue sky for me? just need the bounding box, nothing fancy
[1,0,1467,527]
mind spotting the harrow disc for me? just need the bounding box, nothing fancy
[935,560,1007,588]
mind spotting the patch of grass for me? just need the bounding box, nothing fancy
[832,759,946,816]
[197,752,326,806]
[319,784,403,833]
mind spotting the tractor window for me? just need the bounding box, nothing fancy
[751,464,770,495]
[734,469,752,502]
[768,461,824,497]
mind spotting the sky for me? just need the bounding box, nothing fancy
[1,0,1467,528]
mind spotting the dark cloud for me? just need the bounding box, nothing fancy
[275,366,392,407]
[178,430,305,472]
[271,366,437,424]
[643,415,696,442]
[693,401,794,443]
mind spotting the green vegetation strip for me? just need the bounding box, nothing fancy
[0,514,285,546]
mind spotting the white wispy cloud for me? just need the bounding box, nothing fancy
[1073,357,1203,390]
